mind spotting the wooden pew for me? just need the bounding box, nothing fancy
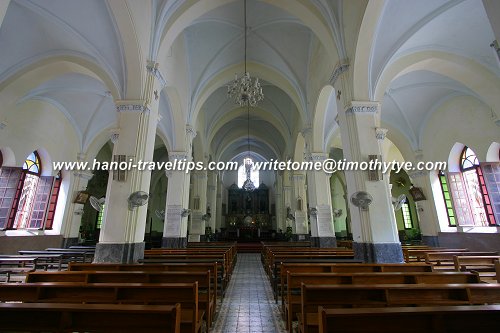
[277,262,433,304]
[318,305,500,333]
[454,255,500,282]
[299,283,500,333]
[0,282,203,333]
[284,271,480,332]
[26,270,216,329]
[262,247,352,274]
[269,254,357,299]
[403,248,468,262]
[140,254,228,291]
[0,302,181,333]
[144,249,233,278]
[45,247,95,262]
[68,262,220,298]
[0,257,37,282]
[425,252,498,271]
[18,250,85,268]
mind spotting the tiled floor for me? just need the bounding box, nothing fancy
[212,253,287,333]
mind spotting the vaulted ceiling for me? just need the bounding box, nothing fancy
[0,0,498,164]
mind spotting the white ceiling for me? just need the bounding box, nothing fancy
[372,0,499,149]
[0,0,498,161]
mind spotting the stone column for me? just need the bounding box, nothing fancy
[408,169,441,247]
[94,62,163,263]
[306,153,337,248]
[337,102,403,262]
[189,170,208,242]
[207,171,218,232]
[282,170,294,231]
[61,169,93,248]
[292,173,309,238]
[274,172,285,232]
[162,151,192,248]
[215,175,223,232]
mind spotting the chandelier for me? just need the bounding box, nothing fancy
[227,0,264,107]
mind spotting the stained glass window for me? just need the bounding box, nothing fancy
[0,151,61,230]
[460,147,479,171]
[438,171,456,226]
[448,146,497,226]
[22,151,41,175]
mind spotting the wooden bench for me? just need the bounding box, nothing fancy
[0,302,181,333]
[45,247,95,262]
[26,270,216,329]
[299,283,500,333]
[0,282,203,333]
[425,252,498,271]
[68,262,220,297]
[269,254,357,299]
[145,248,233,272]
[404,248,469,262]
[0,257,37,282]
[454,255,500,282]
[140,254,229,291]
[18,250,85,268]
[284,271,480,332]
[318,305,500,333]
[277,262,433,304]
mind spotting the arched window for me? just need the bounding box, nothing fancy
[444,146,496,226]
[13,152,42,228]
[237,158,259,188]
[400,196,413,229]
[459,147,495,226]
[0,151,61,230]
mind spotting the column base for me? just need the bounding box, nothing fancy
[422,235,440,247]
[353,242,404,263]
[61,237,79,248]
[162,237,187,248]
[94,242,145,263]
[310,236,337,248]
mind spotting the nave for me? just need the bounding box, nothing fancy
[212,253,286,333]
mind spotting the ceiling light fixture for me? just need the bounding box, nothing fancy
[227,0,264,107]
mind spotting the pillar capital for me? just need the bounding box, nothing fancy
[305,152,329,163]
[407,169,430,179]
[109,128,120,144]
[146,60,166,87]
[115,100,148,113]
[375,127,388,141]
[186,124,197,141]
[168,151,190,162]
[73,171,94,181]
[329,60,350,86]
[345,101,380,115]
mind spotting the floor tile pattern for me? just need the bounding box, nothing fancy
[212,253,287,333]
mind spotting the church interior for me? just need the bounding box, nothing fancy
[0,0,500,332]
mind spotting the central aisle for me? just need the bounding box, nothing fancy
[212,253,287,333]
